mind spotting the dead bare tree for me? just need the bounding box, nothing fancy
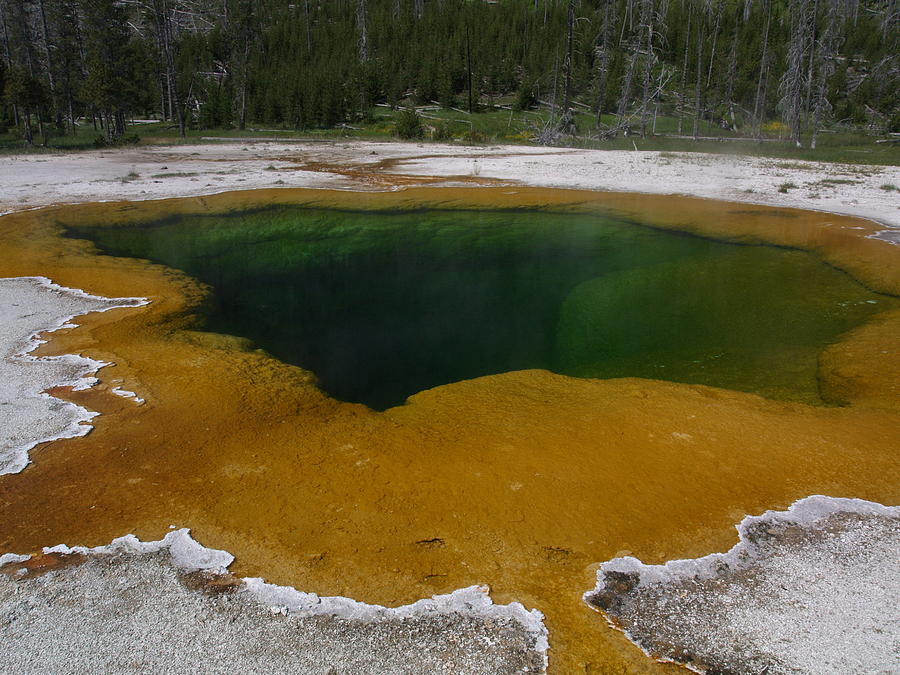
[0,1,10,72]
[614,39,637,134]
[722,8,740,132]
[47,0,83,134]
[465,20,473,114]
[677,0,691,134]
[35,0,55,102]
[810,0,843,148]
[638,0,659,137]
[1,0,42,139]
[614,0,645,136]
[0,0,17,129]
[560,0,576,133]
[705,0,722,90]
[151,0,186,137]
[752,0,772,139]
[803,0,819,126]
[866,0,899,131]
[304,0,312,53]
[651,65,674,132]
[594,0,617,128]
[601,62,672,140]
[356,0,368,62]
[692,1,706,139]
[224,0,255,130]
[780,0,813,147]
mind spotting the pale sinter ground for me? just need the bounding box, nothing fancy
[0,277,146,475]
[0,530,546,675]
[1,141,897,237]
[586,497,900,674]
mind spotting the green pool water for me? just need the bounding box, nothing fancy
[66,206,895,410]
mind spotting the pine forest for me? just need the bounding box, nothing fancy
[1,0,897,148]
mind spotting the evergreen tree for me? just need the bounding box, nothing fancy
[82,0,134,139]
[4,65,47,143]
[0,0,896,143]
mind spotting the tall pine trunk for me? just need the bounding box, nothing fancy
[561,0,575,134]
[692,14,704,139]
[356,0,368,62]
[678,4,691,134]
[753,3,772,139]
[781,0,811,147]
[595,0,615,128]
[811,0,841,148]
[637,0,655,137]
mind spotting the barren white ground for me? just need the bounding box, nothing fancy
[585,496,900,674]
[0,277,146,475]
[1,141,897,236]
[0,530,547,675]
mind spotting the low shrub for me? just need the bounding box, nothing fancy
[431,120,454,142]
[462,128,488,144]
[93,133,142,149]
[395,109,424,140]
[513,82,537,112]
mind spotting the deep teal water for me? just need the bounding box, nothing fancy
[66,206,894,409]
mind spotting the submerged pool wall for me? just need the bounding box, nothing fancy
[64,201,896,408]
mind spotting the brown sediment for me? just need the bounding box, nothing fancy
[290,158,512,188]
[1,551,88,580]
[286,149,576,181]
[273,148,577,188]
[0,186,898,673]
[178,568,244,596]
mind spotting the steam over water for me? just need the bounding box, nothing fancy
[67,206,895,409]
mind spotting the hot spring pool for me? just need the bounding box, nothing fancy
[66,205,894,409]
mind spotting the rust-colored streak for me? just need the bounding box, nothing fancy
[0,187,897,674]
[293,158,510,188]
[1,551,88,580]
